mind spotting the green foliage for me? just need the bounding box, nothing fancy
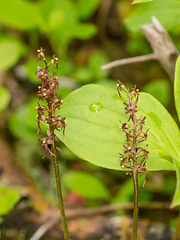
[0,0,44,30]
[0,186,20,216]
[0,0,100,73]
[25,56,68,84]
[0,36,23,72]
[59,23,97,40]
[73,50,110,84]
[56,84,180,207]
[112,177,143,203]
[25,58,46,84]
[76,0,100,20]
[112,176,151,203]
[73,67,92,84]
[0,87,10,113]
[89,51,110,79]
[142,79,171,107]
[64,171,110,200]
[8,98,39,141]
[39,0,97,43]
[39,0,77,29]
[162,175,176,195]
[125,0,180,32]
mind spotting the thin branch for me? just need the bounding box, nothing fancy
[141,17,179,81]
[101,53,157,70]
[67,201,173,219]
[29,218,58,240]
[29,201,174,240]
[101,17,179,81]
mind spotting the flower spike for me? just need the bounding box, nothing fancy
[36,48,65,157]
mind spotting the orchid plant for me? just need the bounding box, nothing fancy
[117,81,149,239]
[36,48,70,240]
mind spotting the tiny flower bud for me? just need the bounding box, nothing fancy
[41,114,46,122]
[37,48,45,60]
[49,59,55,65]
[36,49,66,157]
[139,132,147,138]
[118,81,148,180]
[131,88,139,96]
[137,116,146,125]
[121,123,131,129]
[117,81,126,90]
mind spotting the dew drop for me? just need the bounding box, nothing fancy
[89,102,103,113]
[99,93,105,98]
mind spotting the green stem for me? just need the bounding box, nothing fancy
[52,140,70,240]
[47,98,70,240]
[133,169,139,240]
[171,209,180,240]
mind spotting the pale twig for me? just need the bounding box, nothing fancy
[29,201,174,240]
[101,53,157,70]
[101,17,179,81]
[29,218,58,240]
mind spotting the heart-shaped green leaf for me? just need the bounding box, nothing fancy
[0,186,20,216]
[64,171,110,200]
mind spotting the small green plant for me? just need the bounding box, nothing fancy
[0,185,20,217]
[64,171,110,201]
[0,185,21,237]
[35,48,70,240]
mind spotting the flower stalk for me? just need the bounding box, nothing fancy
[117,81,149,240]
[36,47,70,240]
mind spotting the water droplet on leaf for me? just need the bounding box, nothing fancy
[99,93,105,98]
[89,102,103,113]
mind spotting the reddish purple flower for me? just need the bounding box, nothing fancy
[36,48,66,158]
[118,82,148,186]
[39,133,55,158]
[37,47,46,60]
